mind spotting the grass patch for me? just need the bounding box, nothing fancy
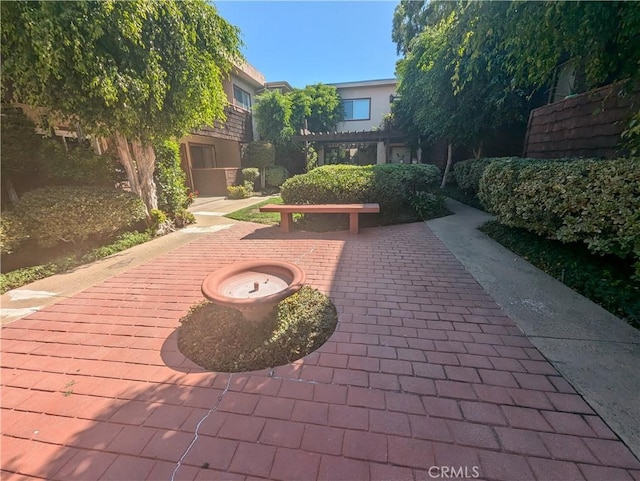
[178,286,337,372]
[225,195,451,232]
[0,230,153,293]
[440,186,485,211]
[480,220,640,329]
[224,196,284,224]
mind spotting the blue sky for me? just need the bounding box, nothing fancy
[215,1,401,88]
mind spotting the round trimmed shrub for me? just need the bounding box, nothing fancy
[242,168,260,183]
[280,163,441,215]
[265,165,290,188]
[17,186,147,247]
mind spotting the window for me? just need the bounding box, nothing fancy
[342,98,370,121]
[190,144,216,169]
[233,85,252,110]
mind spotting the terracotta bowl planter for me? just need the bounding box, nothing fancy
[201,260,305,322]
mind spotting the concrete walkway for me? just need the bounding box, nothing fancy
[427,199,640,459]
[1,198,639,480]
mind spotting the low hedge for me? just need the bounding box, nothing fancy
[280,163,441,215]
[0,211,29,255]
[479,157,640,274]
[17,186,147,248]
[453,157,546,196]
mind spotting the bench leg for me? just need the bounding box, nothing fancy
[349,212,359,234]
[280,213,293,233]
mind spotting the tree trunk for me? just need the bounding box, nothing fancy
[473,139,484,159]
[5,178,20,206]
[440,142,453,189]
[131,140,158,212]
[113,131,158,215]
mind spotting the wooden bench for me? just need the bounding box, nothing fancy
[259,203,380,234]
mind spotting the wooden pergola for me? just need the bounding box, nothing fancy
[293,130,407,165]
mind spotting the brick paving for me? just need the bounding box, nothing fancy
[1,221,639,480]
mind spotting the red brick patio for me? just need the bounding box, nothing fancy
[2,222,639,480]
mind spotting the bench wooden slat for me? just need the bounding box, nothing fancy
[259,203,380,234]
[259,203,380,214]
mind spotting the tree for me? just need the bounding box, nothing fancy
[254,84,343,144]
[497,1,640,91]
[392,0,455,55]
[289,84,344,133]
[242,141,275,190]
[394,3,529,179]
[254,83,343,174]
[1,0,242,214]
[253,90,294,145]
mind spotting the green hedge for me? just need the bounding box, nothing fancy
[453,157,544,196]
[265,165,290,188]
[0,211,29,255]
[17,186,147,247]
[280,164,441,214]
[479,157,640,273]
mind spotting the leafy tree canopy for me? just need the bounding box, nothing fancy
[393,0,640,156]
[254,83,343,145]
[392,0,454,55]
[1,0,242,142]
[2,0,242,213]
[394,4,529,153]
[253,90,294,145]
[497,1,640,90]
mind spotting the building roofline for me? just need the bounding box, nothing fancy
[327,78,397,88]
[264,81,295,92]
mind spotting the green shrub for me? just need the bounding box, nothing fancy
[227,182,253,199]
[42,144,122,187]
[270,286,338,354]
[1,106,122,199]
[409,191,448,220]
[0,211,29,255]
[454,158,500,195]
[173,208,196,228]
[305,145,318,172]
[479,157,640,274]
[242,168,260,183]
[481,220,639,328]
[154,140,190,217]
[242,141,276,190]
[17,186,147,247]
[149,208,174,235]
[265,165,290,188]
[280,163,441,215]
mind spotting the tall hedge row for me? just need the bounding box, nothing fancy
[478,157,640,272]
[454,157,529,195]
[280,164,441,214]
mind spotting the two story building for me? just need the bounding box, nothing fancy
[295,79,408,167]
[179,62,266,196]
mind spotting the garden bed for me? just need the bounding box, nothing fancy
[480,220,639,329]
[178,286,337,372]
